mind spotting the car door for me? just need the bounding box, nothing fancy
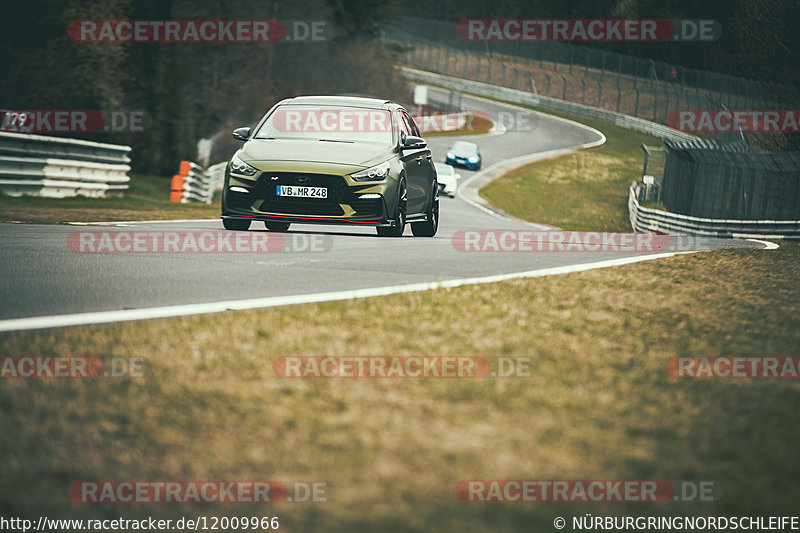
[398,110,432,215]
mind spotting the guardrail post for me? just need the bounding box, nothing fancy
[653,88,658,122]
[634,87,640,117]
[569,45,574,74]
[562,76,568,100]
[597,80,603,108]
[616,84,621,113]
[545,74,551,97]
[581,79,586,105]
[513,68,519,90]
[600,51,607,83]
[584,49,589,77]
[529,72,537,96]
[501,62,506,87]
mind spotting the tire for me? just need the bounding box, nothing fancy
[223,218,251,230]
[411,191,439,237]
[265,221,290,232]
[376,181,406,237]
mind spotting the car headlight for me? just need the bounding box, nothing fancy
[446,152,455,159]
[468,155,479,163]
[351,161,390,182]
[230,155,258,176]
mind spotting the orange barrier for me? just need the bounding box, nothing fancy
[169,174,185,202]
[169,160,192,202]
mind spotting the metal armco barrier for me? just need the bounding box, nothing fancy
[170,160,226,204]
[400,67,699,143]
[629,181,800,237]
[0,131,131,197]
[661,140,800,220]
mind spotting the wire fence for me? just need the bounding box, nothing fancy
[383,17,800,148]
[388,16,787,107]
[384,19,800,223]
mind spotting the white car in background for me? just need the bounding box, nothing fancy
[434,162,460,198]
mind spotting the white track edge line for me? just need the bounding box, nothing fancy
[0,252,680,332]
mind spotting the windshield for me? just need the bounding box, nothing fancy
[434,164,454,176]
[255,105,395,145]
[451,141,477,153]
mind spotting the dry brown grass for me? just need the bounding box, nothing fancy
[1,243,798,531]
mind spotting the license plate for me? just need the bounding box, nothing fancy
[276,185,327,198]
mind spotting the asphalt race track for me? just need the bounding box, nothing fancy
[0,94,762,329]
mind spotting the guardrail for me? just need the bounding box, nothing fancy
[399,66,699,143]
[0,131,132,198]
[629,181,800,238]
[170,160,226,204]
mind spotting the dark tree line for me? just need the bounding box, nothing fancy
[0,0,407,174]
[1,0,797,174]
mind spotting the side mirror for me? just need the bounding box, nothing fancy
[401,135,427,150]
[232,127,251,141]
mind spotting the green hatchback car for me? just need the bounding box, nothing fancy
[221,95,439,237]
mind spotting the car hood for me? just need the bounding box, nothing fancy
[241,139,394,169]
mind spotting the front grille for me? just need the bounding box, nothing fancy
[254,172,349,216]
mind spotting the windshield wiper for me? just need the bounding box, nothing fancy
[318,139,354,143]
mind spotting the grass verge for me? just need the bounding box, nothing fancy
[475,98,661,232]
[1,243,798,531]
[0,174,221,224]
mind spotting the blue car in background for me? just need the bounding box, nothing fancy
[445,140,482,170]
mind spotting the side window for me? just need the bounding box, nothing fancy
[402,111,420,137]
[397,111,411,142]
